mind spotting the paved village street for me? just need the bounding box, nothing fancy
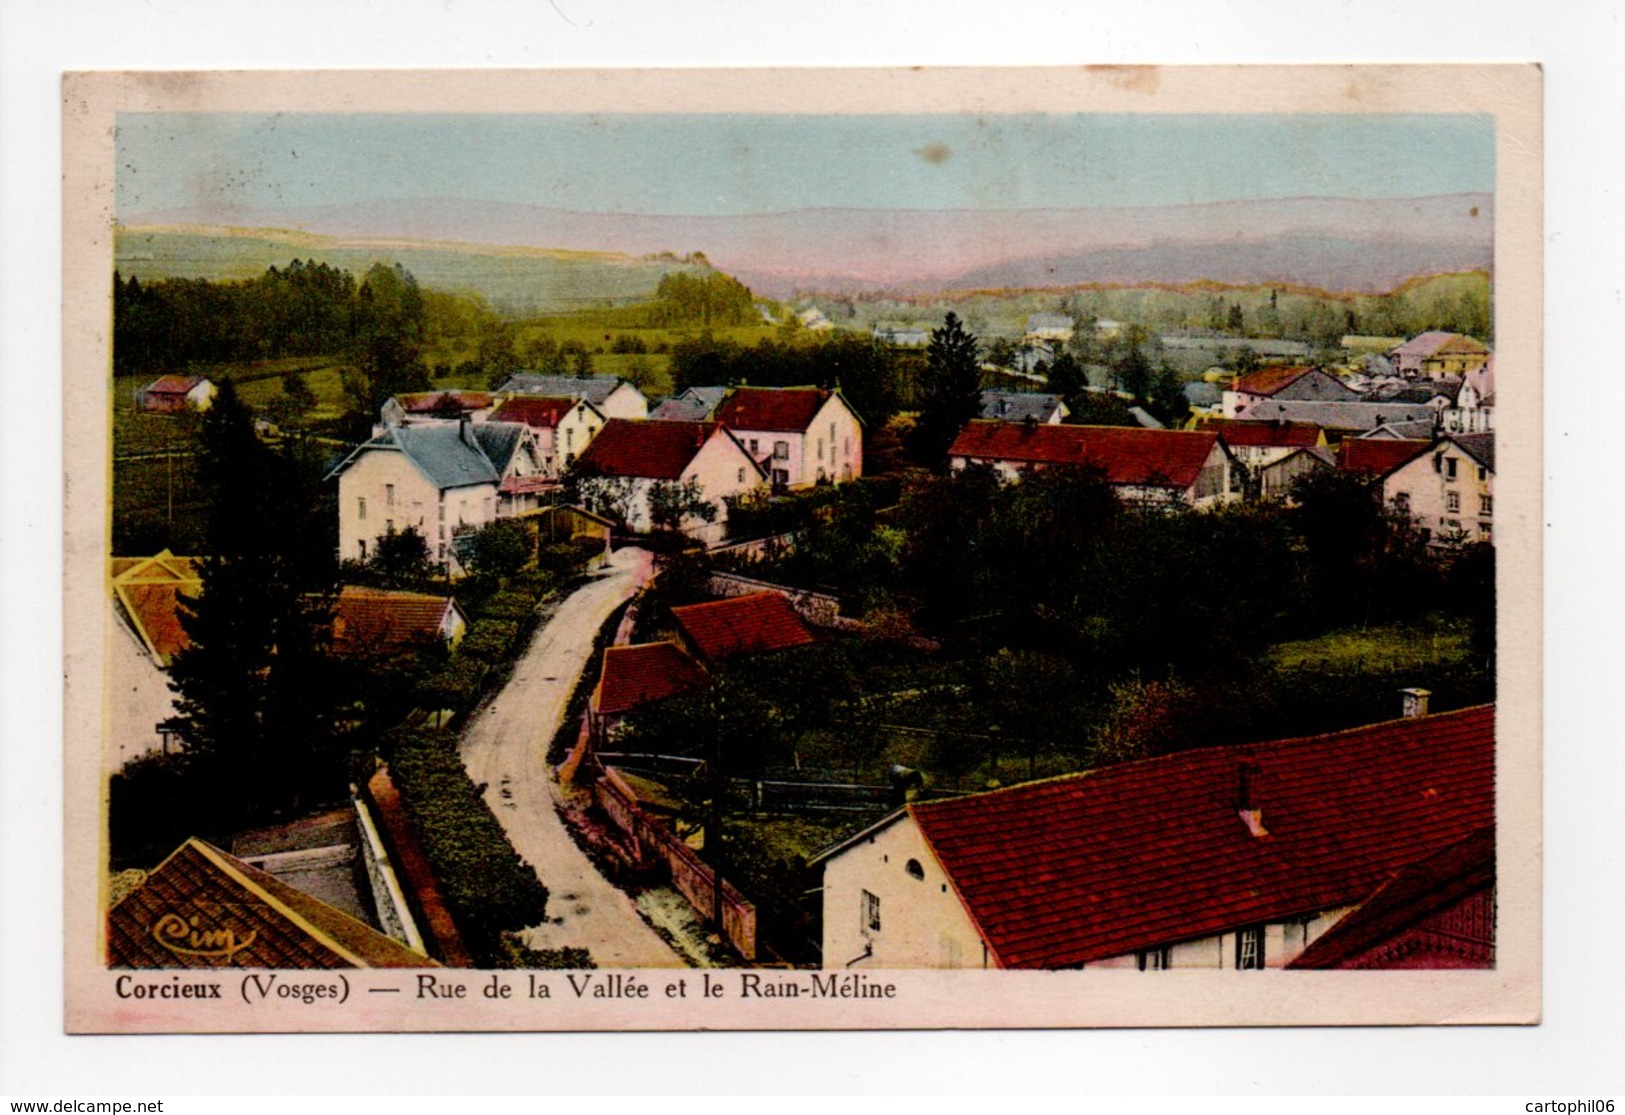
[458,545,686,968]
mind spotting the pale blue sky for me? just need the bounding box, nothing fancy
[116,113,1494,218]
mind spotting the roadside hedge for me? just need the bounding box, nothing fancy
[460,619,522,663]
[387,726,549,965]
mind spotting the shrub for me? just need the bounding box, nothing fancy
[420,654,487,712]
[478,588,541,622]
[387,727,550,965]
[460,619,521,663]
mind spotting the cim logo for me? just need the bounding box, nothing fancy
[151,911,258,961]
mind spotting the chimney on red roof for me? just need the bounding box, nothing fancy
[1236,762,1269,838]
[1401,687,1432,719]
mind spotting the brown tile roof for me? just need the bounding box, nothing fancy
[715,387,834,433]
[1288,825,1495,970]
[1207,419,1324,449]
[111,552,202,666]
[949,421,1222,489]
[576,419,724,480]
[330,586,461,657]
[489,395,581,429]
[671,592,816,662]
[395,390,492,414]
[1338,438,1431,476]
[107,838,434,969]
[902,705,1494,969]
[592,641,709,717]
[1232,365,1314,397]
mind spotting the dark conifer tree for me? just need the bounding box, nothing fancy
[909,311,982,469]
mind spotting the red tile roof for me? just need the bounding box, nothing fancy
[1338,438,1431,476]
[715,387,835,433]
[593,641,710,717]
[107,838,434,969]
[1207,419,1324,449]
[1232,365,1313,397]
[576,419,722,480]
[948,421,1222,489]
[671,592,816,662]
[489,395,579,429]
[904,705,1494,969]
[330,586,460,657]
[1287,825,1495,970]
[143,374,204,395]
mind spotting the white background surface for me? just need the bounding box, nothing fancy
[3,0,1621,1096]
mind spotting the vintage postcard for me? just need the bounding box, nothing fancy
[63,66,1541,1032]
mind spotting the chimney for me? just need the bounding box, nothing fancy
[1236,762,1269,838]
[459,413,474,447]
[1401,687,1431,719]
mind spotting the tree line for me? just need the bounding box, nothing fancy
[668,331,908,432]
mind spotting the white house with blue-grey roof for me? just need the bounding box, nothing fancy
[328,418,548,572]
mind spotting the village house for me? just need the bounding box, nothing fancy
[487,394,605,475]
[1257,445,1336,502]
[1388,332,1491,380]
[134,374,216,414]
[1221,365,1362,418]
[873,325,930,348]
[588,640,710,745]
[649,385,729,422]
[377,389,493,430]
[328,419,548,571]
[714,386,864,488]
[812,702,1493,970]
[494,372,649,420]
[670,591,816,664]
[1441,360,1496,435]
[947,421,1240,509]
[108,551,200,771]
[1024,313,1075,343]
[108,837,434,970]
[1205,419,1326,468]
[572,418,767,542]
[980,390,1069,425]
[1381,433,1496,546]
[327,585,468,658]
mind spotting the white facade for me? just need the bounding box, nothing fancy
[1382,440,1495,546]
[337,448,499,567]
[596,382,650,420]
[608,429,767,543]
[820,814,989,970]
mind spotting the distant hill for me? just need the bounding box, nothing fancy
[122,193,1493,300]
[114,226,709,316]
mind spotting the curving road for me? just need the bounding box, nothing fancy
[458,545,685,968]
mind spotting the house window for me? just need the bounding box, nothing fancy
[1236,926,1265,970]
[358,538,367,558]
[1447,491,1461,513]
[749,438,759,455]
[905,859,925,881]
[1393,492,1411,514]
[385,483,395,508]
[772,468,789,486]
[861,890,881,934]
[358,497,367,521]
[1480,495,1493,516]
[773,440,790,460]
[817,438,825,461]
[1136,947,1171,971]
[1477,465,1487,481]
[1445,457,1458,480]
[737,467,746,484]
[1480,522,1492,540]
[385,519,394,535]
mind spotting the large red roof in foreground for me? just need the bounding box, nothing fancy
[907,705,1494,969]
[671,592,816,661]
[593,641,709,716]
[576,419,721,480]
[948,421,1221,489]
[715,387,834,433]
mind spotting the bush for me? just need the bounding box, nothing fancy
[460,619,521,663]
[497,935,596,970]
[420,654,488,712]
[537,537,605,576]
[387,727,550,965]
[478,588,541,622]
